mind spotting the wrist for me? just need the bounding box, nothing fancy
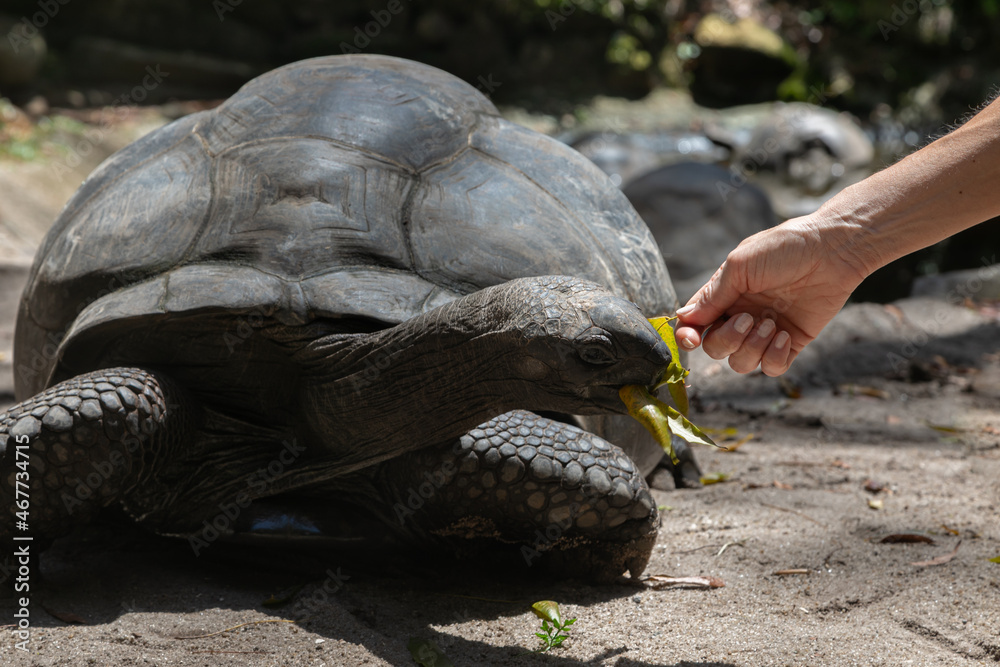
[791,202,879,286]
[809,180,903,280]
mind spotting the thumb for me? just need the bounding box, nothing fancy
[676,261,744,326]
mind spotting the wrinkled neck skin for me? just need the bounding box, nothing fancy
[296,286,531,473]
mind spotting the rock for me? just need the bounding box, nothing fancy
[571,132,728,187]
[689,13,796,108]
[623,162,776,302]
[911,264,1000,301]
[735,102,874,200]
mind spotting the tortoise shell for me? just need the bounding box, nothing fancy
[14,54,675,401]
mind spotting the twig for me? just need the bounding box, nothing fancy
[188,650,272,654]
[172,619,295,640]
[822,546,845,569]
[672,544,721,555]
[716,540,745,557]
[760,502,826,526]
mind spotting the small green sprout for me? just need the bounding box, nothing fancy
[531,600,576,653]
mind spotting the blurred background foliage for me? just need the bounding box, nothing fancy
[1,0,999,124]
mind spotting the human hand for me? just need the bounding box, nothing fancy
[674,216,868,376]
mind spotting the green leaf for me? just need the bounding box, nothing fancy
[649,316,690,415]
[531,600,562,625]
[620,385,678,463]
[989,556,1000,563]
[662,402,717,449]
[620,385,719,464]
[666,381,690,417]
[407,637,455,667]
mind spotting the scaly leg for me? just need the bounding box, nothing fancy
[0,368,192,545]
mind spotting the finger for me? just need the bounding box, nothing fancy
[728,318,777,374]
[676,261,745,327]
[701,312,754,360]
[760,330,793,377]
[675,324,703,350]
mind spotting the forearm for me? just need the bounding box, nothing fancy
[810,96,1000,277]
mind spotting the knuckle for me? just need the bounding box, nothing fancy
[728,357,756,374]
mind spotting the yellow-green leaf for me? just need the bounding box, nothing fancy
[989,556,1000,564]
[663,402,716,449]
[700,472,730,485]
[649,316,690,414]
[620,385,719,464]
[531,600,562,625]
[620,385,679,463]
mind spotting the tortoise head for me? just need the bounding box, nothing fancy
[500,276,671,415]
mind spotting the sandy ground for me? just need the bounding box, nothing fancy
[1,299,998,666]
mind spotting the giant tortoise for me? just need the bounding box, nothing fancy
[0,55,692,579]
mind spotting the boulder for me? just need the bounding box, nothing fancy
[623,161,776,302]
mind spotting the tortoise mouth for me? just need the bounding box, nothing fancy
[587,380,660,415]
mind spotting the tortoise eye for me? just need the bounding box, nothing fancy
[578,342,616,366]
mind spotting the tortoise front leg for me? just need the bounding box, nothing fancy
[378,410,660,580]
[0,368,191,544]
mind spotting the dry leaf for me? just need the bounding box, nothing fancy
[868,498,884,510]
[911,541,961,567]
[883,303,905,323]
[863,479,885,494]
[642,575,725,589]
[778,377,802,399]
[721,434,753,452]
[940,524,960,536]
[880,534,935,544]
[773,569,811,575]
[772,480,793,490]
[839,384,890,399]
[926,422,966,434]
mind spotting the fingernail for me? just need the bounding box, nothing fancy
[734,313,753,334]
[676,304,695,316]
[774,331,790,349]
[681,338,696,349]
[757,318,775,338]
